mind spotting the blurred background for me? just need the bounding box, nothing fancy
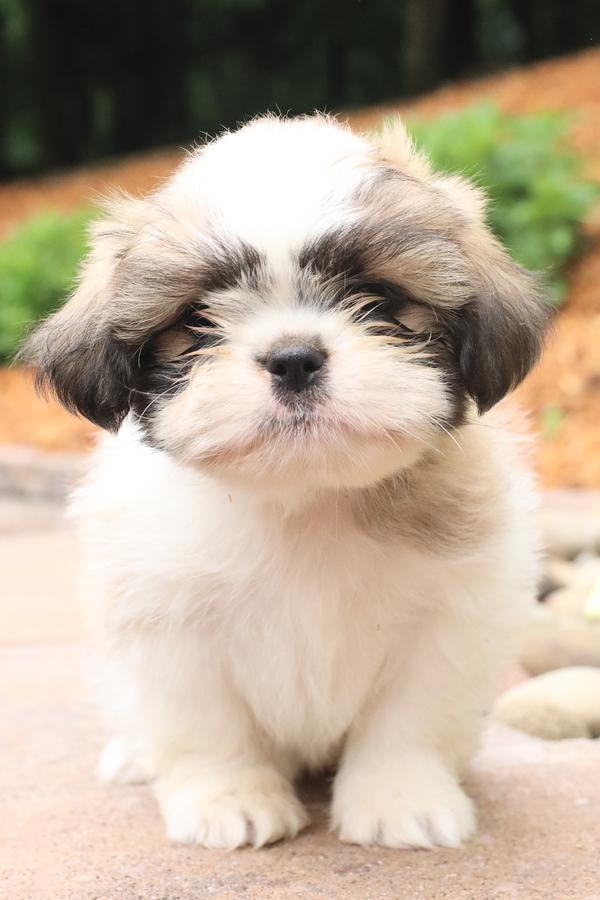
[0,0,599,487]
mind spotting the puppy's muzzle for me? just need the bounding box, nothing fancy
[261,343,327,394]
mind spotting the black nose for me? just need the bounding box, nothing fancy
[263,344,327,392]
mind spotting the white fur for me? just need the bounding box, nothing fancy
[168,116,374,261]
[74,413,538,849]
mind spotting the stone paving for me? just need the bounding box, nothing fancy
[2,499,600,900]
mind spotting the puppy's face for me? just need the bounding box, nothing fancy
[23,115,548,491]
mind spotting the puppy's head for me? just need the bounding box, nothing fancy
[22,114,548,490]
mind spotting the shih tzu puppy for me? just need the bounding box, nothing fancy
[23,114,548,849]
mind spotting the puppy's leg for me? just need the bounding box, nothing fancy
[104,631,307,849]
[154,712,308,848]
[331,603,511,849]
[98,735,153,785]
[157,758,307,849]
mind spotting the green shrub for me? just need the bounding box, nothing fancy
[405,103,598,302]
[0,207,95,361]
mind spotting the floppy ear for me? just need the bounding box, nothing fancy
[19,196,144,430]
[452,239,550,414]
[372,120,550,413]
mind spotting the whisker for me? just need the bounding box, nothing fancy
[136,381,185,420]
[428,415,464,452]
[384,426,443,457]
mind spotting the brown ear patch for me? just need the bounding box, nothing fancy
[17,193,144,430]
[20,314,138,430]
[452,287,549,414]
[449,242,550,414]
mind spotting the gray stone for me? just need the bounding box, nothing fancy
[540,489,600,558]
[0,444,85,501]
[493,666,600,739]
[519,618,600,675]
[545,567,600,619]
[0,497,66,535]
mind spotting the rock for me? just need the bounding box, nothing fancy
[537,573,561,602]
[0,445,85,501]
[539,557,600,622]
[538,558,578,601]
[545,570,600,618]
[584,578,600,623]
[493,666,600,739]
[0,498,66,535]
[518,618,600,675]
[545,583,587,617]
[540,490,600,558]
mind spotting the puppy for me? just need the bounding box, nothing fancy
[23,114,548,849]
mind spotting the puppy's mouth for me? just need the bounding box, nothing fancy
[264,387,342,431]
[259,405,397,447]
[269,398,320,426]
[190,385,420,474]
[194,402,422,483]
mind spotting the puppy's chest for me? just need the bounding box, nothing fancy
[219,528,418,757]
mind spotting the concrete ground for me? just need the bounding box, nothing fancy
[2,501,600,900]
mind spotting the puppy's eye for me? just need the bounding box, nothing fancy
[188,304,216,332]
[350,281,428,333]
[394,301,438,334]
[178,303,222,342]
[152,304,221,359]
[151,304,223,361]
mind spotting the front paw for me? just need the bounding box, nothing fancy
[156,763,308,849]
[331,755,475,849]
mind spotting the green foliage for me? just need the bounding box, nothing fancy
[0,208,94,361]
[540,404,565,438]
[2,0,600,178]
[406,104,598,302]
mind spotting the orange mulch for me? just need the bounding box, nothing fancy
[0,368,97,452]
[0,149,184,240]
[1,50,599,487]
